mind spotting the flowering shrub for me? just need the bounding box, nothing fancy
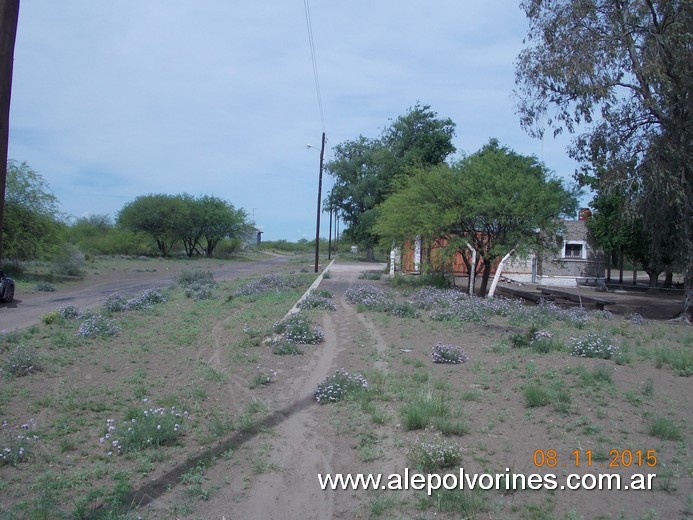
[103,294,128,312]
[268,336,303,355]
[570,332,619,359]
[389,302,419,318]
[315,368,369,404]
[104,290,168,312]
[0,418,38,466]
[34,281,55,292]
[409,436,463,472]
[232,274,307,297]
[560,307,589,328]
[273,314,324,344]
[627,313,646,325]
[177,269,216,301]
[101,407,186,455]
[345,284,421,318]
[1,345,42,377]
[345,285,393,310]
[299,292,336,311]
[409,287,466,310]
[591,309,614,320]
[77,314,121,338]
[57,305,82,319]
[125,289,168,310]
[184,283,216,301]
[431,343,469,364]
[176,269,214,287]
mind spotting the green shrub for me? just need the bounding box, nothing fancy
[524,385,552,407]
[648,417,683,441]
[268,337,303,355]
[2,345,42,377]
[400,393,449,431]
[41,311,60,325]
[34,281,55,292]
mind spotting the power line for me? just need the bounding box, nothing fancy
[303,0,325,132]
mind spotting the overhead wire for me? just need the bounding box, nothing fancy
[303,0,326,133]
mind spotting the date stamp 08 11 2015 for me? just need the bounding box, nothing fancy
[533,449,658,469]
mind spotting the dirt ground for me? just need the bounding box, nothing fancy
[1,257,690,519]
[143,262,691,519]
[0,254,293,331]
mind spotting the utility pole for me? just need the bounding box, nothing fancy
[314,131,325,273]
[327,197,332,260]
[0,0,21,261]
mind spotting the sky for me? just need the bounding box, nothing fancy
[8,1,586,242]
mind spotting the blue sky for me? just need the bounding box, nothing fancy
[8,1,584,241]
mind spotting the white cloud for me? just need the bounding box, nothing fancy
[8,1,584,241]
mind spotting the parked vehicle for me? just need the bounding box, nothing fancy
[0,271,15,303]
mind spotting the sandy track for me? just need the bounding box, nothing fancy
[185,262,388,520]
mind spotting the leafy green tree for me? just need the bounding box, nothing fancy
[327,103,456,261]
[515,0,693,319]
[375,140,578,295]
[327,136,391,261]
[117,194,189,256]
[3,160,64,260]
[587,189,679,287]
[174,194,251,257]
[68,214,153,256]
[192,195,251,257]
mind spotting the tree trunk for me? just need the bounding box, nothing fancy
[488,249,515,298]
[466,243,477,296]
[646,270,660,288]
[663,270,673,288]
[684,281,693,323]
[478,260,492,296]
[0,0,21,261]
[366,245,375,262]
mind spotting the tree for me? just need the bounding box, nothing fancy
[515,0,693,320]
[326,103,456,261]
[0,0,20,261]
[3,160,63,260]
[374,140,578,295]
[587,189,679,287]
[195,195,251,257]
[117,194,189,256]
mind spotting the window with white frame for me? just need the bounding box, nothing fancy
[562,241,586,259]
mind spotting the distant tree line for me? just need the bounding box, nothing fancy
[1,160,253,264]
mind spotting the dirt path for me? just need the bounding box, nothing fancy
[0,255,293,331]
[185,261,389,520]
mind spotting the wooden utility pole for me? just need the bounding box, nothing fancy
[313,131,325,273]
[0,0,20,261]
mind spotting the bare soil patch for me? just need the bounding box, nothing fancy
[0,257,690,520]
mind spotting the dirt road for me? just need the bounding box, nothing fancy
[0,254,295,332]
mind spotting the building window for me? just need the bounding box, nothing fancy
[563,242,585,259]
